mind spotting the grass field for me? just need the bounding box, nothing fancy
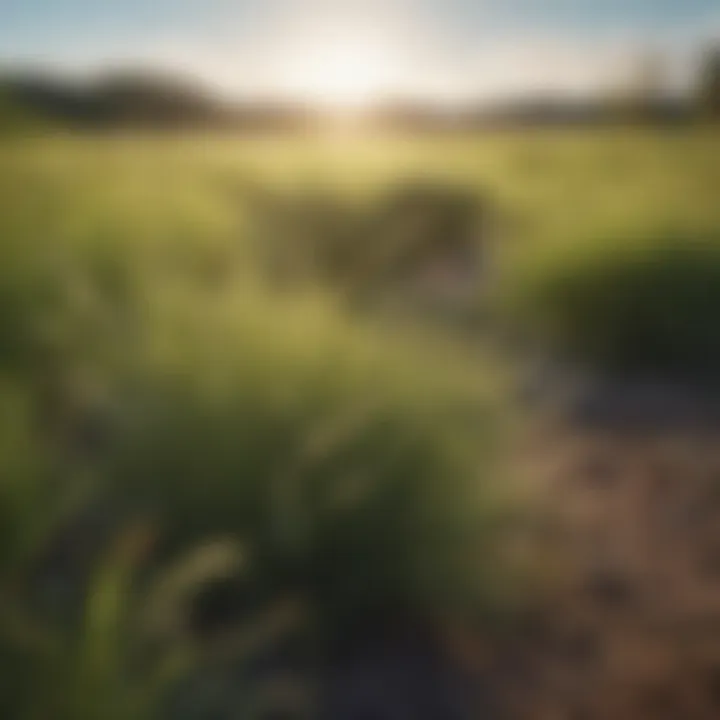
[1,127,720,719]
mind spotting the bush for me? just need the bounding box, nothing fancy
[505,231,720,379]
[247,179,488,300]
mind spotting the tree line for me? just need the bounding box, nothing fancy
[1,45,719,133]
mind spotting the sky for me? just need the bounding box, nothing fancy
[1,0,719,104]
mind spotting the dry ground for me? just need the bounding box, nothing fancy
[475,414,720,720]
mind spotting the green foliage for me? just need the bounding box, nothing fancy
[1,129,719,718]
[0,88,46,135]
[505,231,720,379]
[0,136,522,718]
[108,289,506,626]
[245,178,487,301]
[698,46,720,117]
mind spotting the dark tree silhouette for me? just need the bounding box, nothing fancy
[698,46,720,118]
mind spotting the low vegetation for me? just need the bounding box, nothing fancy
[505,230,720,380]
[1,128,720,718]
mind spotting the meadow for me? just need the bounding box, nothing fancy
[1,127,720,719]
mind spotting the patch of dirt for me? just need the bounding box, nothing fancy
[308,381,720,720]
[496,418,720,719]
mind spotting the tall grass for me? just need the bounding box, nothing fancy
[107,286,509,622]
[1,129,719,717]
[0,136,521,718]
[505,231,720,379]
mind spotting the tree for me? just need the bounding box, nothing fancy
[607,49,670,123]
[698,45,720,118]
[92,71,217,127]
[627,50,669,121]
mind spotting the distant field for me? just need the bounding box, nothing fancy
[4,129,719,243]
[4,128,719,364]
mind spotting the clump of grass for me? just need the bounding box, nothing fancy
[247,179,490,302]
[106,287,514,632]
[504,231,720,380]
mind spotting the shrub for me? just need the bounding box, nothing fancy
[504,231,720,379]
[247,179,489,301]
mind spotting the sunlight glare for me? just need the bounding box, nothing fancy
[279,22,402,110]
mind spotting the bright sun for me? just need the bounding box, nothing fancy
[295,44,388,108]
[278,21,402,110]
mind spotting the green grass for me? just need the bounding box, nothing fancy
[504,229,720,379]
[1,127,719,717]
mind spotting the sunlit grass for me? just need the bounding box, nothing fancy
[1,127,719,717]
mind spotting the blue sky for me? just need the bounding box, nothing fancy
[1,0,719,101]
[434,0,718,33]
